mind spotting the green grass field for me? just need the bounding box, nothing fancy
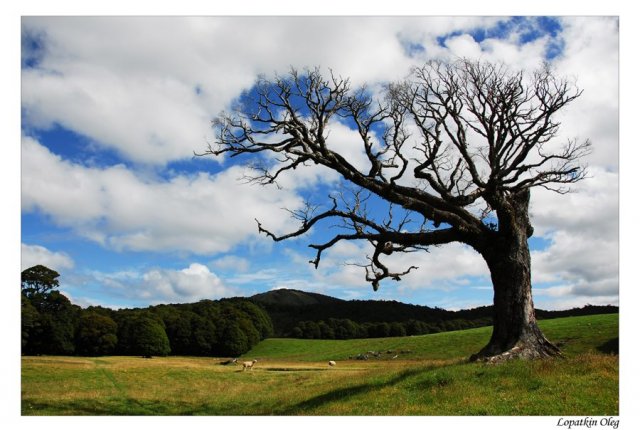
[21,314,618,416]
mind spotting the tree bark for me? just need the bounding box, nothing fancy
[471,192,561,362]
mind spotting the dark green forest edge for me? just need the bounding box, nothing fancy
[22,265,273,357]
[22,265,618,357]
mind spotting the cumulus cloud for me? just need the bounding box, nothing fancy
[532,230,618,295]
[21,16,502,166]
[22,135,304,254]
[553,17,619,170]
[414,18,554,68]
[142,263,235,302]
[530,167,619,303]
[76,263,238,306]
[21,243,75,271]
[532,231,618,287]
[530,167,618,239]
[308,239,489,292]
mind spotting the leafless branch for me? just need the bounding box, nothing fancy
[200,60,590,291]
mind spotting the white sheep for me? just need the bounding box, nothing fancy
[328,360,336,366]
[242,359,258,371]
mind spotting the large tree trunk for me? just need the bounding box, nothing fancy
[471,191,561,362]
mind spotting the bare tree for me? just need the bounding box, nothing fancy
[199,60,590,361]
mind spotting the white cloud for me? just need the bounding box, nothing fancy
[210,255,250,273]
[553,17,619,170]
[445,34,484,59]
[142,263,235,303]
[532,231,618,288]
[533,285,619,311]
[22,135,304,254]
[22,66,212,165]
[528,166,618,307]
[21,16,503,166]
[324,119,379,175]
[480,36,549,69]
[530,167,618,239]
[309,239,488,292]
[225,268,281,286]
[21,243,75,271]
[383,243,489,291]
[417,18,551,69]
[72,263,238,306]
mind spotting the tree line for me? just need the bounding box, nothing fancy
[289,317,492,340]
[21,265,273,357]
[281,307,619,340]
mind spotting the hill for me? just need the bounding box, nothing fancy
[246,313,619,361]
[250,288,618,338]
[251,288,343,306]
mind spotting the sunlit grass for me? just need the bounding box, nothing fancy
[21,314,618,416]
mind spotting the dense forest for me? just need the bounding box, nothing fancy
[21,265,272,357]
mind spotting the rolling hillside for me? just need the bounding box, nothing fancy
[245,313,619,361]
[250,288,618,337]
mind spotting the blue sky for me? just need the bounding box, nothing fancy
[20,16,619,311]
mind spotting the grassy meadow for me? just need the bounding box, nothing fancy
[21,314,618,416]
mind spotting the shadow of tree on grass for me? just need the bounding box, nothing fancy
[596,338,618,355]
[277,366,431,415]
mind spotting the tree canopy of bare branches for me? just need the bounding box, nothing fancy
[199,59,590,360]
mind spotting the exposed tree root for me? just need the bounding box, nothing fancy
[470,337,562,364]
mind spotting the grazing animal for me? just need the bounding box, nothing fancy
[242,359,258,371]
[328,360,336,366]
